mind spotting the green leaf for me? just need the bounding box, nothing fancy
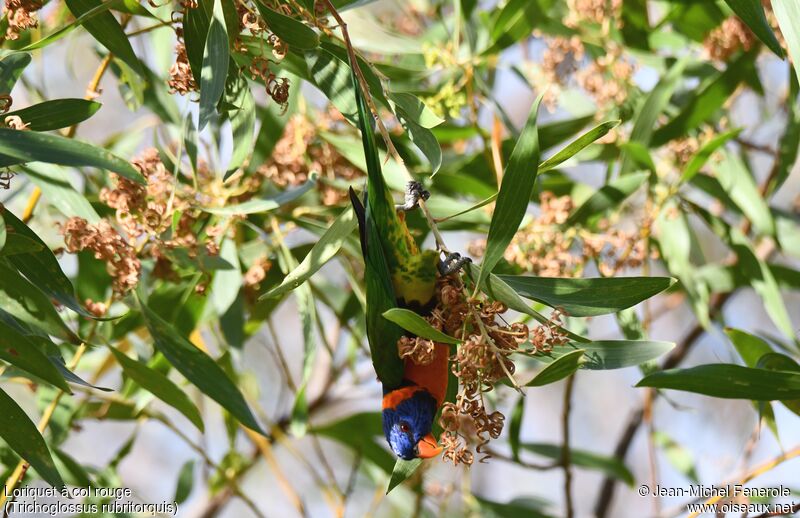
[526,349,584,386]
[0,53,31,93]
[184,115,199,175]
[0,315,71,391]
[183,0,213,86]
[716,219,794,337]
[21,0,126,51]
[0,213,5,252]
[0,128,144,184]
[653,432,699,483]
[656,201,711,327]
[4,99,100,131]
[651,52,755,147]
[477,496,554,518]
[2,211,101,319]
[382,308,460,345]
[0,234,42,257]
[306,49,357,121]
[680,128,742,183]
[65,0,142,74]
[715,150,774,235]
[387,458,422,493]
[537,341,675,370]
[723,0,784,57]
[108,346,204,431]
[256,4,319,49]
[262,206,356,299]
[270,234,317,437]
[202,172,318,214]
[725,328,773,367]
[773,0,800,85]
[771,69,800,195]
[619,142,656,173]
[173,460,195,505]
[620,57,688,173]
[398,116,442,173]
[499,275,674,317]
[389,92,444,128]
[521,443,635,486]
[566,171,649,226]
[485,0,539,54]
[0,386,65,489]
[756,352,800,415]
[0,259,80,344]
[139,300,266,435]
[636,364,800,399]
[210,238,241,316]
[224,73,255,178]
[24,163,102,222]
[509,396,524,462]
[538,120,620,173]
[478,94,543,288]
[198,0,229,131]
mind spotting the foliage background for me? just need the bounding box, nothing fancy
[1,0,800,517]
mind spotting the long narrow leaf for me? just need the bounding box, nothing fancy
[0,386,65,489]
[477,94,543,288]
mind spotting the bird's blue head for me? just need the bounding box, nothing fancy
[382,386,442,460]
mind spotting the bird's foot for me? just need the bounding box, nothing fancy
[438,252,472,276]
[395,181,430,211]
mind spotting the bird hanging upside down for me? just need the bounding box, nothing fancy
[350,180,470,460]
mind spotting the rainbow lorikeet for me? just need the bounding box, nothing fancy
[350,179,468,460]
[347,63,469,460]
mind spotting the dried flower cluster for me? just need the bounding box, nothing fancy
[394,274,572,465]
[704,16,756,61]
[256,114,363,205]
[575,46,635,108]
[470,192,653,278]
[101,149,177,238]
[565,0,622,27]
[168,42,197,95]
[533,34,634,111]
[4,0,41,40]
[60,218,141,293]
[243,256,272,289]
[99,148,222,282]
[248,58,291,111]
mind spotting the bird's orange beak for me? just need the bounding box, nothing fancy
[416,433,443,459]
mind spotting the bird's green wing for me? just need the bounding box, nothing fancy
[350,66,405,389]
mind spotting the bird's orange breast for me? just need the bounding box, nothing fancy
[402,342,450,407]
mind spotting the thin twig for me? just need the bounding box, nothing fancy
[686,445,800,518]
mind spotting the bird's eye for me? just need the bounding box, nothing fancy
[399,422,410,433]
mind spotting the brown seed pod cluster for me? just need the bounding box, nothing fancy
[96,148,221,282]
[168,42,197,95]
[60,218,141,294]
[4,0,41,41]
[254,113,363,205]
[470,191,653,278]
[398,274,572,465]
[704,16,756,62]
